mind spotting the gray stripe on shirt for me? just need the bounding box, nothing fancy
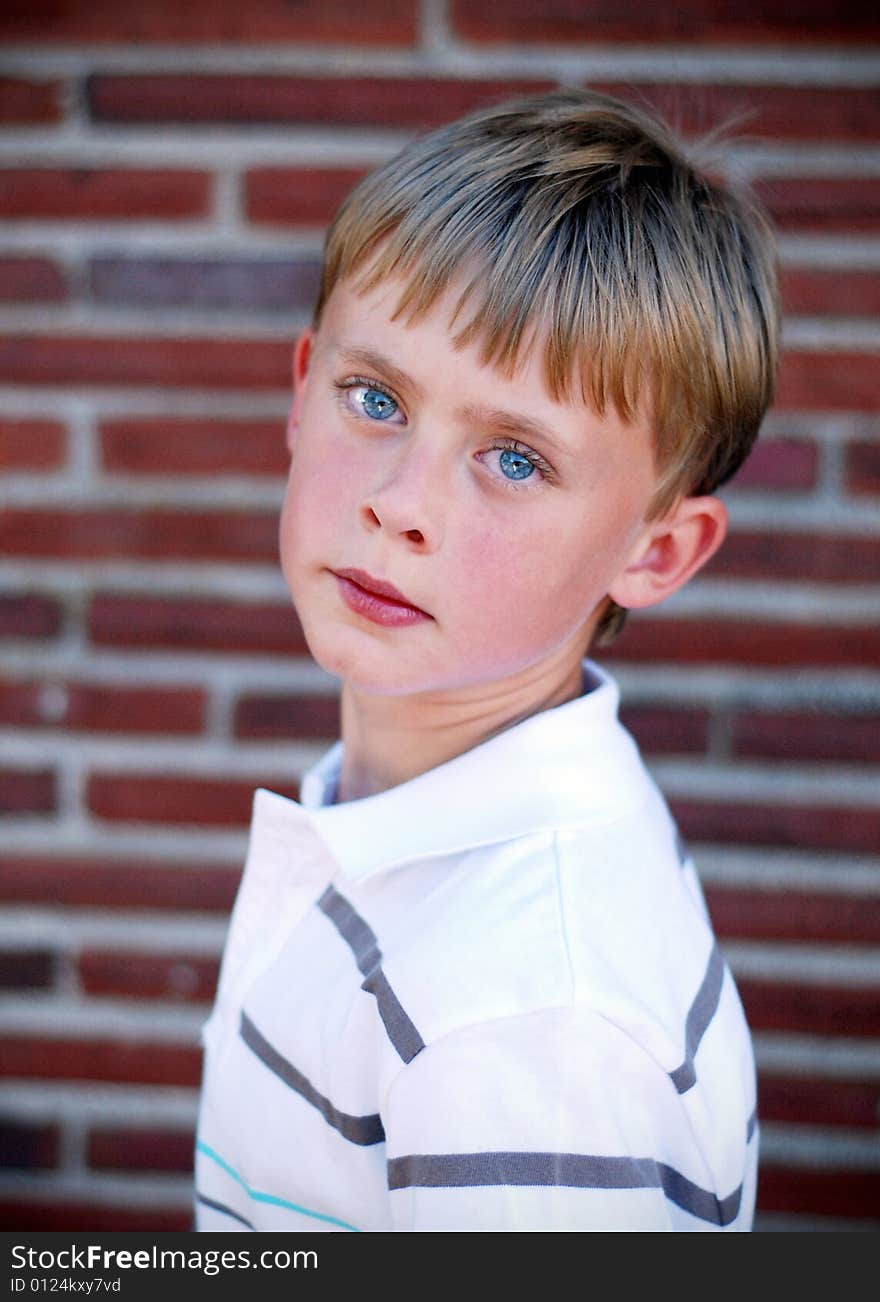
[317,884,425,1064]
[674,827,689,867]
[669,942,726,1094]
[240,1010,385,1147]
[361,966,426,1063]
[196,1191,254,1230]
[318,885,381,974]
[746,1107,758,1144]
[387,1151,741,1227]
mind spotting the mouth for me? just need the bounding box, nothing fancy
[334,567,426,610]
[332,567,432,627]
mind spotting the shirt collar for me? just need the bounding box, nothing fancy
[270,659,644,883]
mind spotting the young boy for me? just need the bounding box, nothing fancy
[194,88,778,1232]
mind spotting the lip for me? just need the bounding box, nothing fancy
[332,567,432,628]
[335,568,422,607]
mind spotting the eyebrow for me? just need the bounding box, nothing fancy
[337,347,425,403]
[336,345,572,455]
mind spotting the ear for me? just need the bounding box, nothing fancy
[286,326,314,453]
[608,495,728,611]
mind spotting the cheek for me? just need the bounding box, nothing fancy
[280,439,360,557]
[447,512,597,633]
[446,493,641,651]
[279,463,328,601]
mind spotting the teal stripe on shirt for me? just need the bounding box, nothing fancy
[197,1140,361,1232]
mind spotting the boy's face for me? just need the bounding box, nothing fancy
[279,271,662,699]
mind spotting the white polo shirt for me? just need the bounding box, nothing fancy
[194,661,758,1232]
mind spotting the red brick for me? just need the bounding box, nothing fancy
[100,417,288,475]
[706,886,880,946]
[0,768,55,815]
[781,267,880,319]
[672,798,880,854]
[234,693,340,741]
[0,0,417,45]
[0,257,67,303]
[0,1036,201,1086]
[90,255,321,312]
[753,177,880,234]
[617,705,709,755]
[87,1126,194,1174]
[0,594,61,640]
[758,1074,880,1129]
[451,1,880,44]
[89,594,307,655]
[605,616,880,669]
[0,1201,192,1233]
[0,855,239,912]
[79,950,219,1003]
[776,351,880,411]
[731,710,880,763]
[0,678,205,735]
[0,335,290,389]
[0,168,210,221]
[0,508,277,562]
[729,436,818,492]
[87,773,298,826]
[0,1120,60,1170]
[0,418,65,469]
[757,1166,880,1220]
[739,979,880,1038]
[89,74,556,129]
[0,951,54,991]
[591,82,880,142]
[846,441,880,496]
[0,76,62,124]
[245,167,368,226]
[708,530,880,584]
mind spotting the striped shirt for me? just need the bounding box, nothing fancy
[194,660,758,1232]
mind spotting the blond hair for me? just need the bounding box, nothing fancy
[312,88,780,643]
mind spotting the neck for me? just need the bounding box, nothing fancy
[334,643,589,803]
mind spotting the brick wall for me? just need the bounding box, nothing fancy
[1,1,878,1232]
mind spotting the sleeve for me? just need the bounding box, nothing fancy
[381,1004,723,1232]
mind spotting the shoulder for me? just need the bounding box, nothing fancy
[364,787,705,1044]
[364,827,575,1041]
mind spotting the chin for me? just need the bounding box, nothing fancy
[316,642,508,700]
[300,624,413,696]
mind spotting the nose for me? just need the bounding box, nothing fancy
[359,439,445,551]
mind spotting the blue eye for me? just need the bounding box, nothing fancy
[362,387,398,420]
[499,447,535,480]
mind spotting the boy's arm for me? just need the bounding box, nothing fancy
[381,1004,750,1232]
